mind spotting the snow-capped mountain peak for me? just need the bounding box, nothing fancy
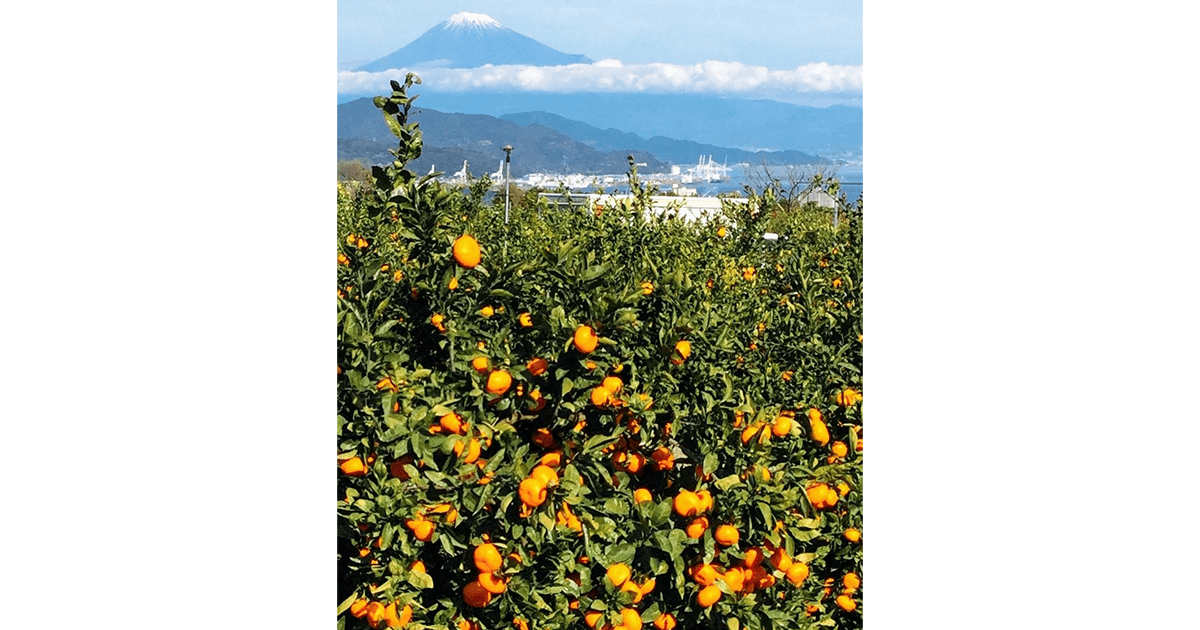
[445,12,502,31]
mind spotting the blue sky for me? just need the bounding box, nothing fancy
[338,1,862,105]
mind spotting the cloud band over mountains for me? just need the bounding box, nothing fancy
[337,59,862,100]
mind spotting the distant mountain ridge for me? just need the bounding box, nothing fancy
[337,98,666,177]
[498,111,829,166]
[356,12,591,71]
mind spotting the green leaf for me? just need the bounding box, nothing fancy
[703,452,718,477]
[336,592,357,615]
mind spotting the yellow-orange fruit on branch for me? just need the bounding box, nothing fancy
[453,235,481,268]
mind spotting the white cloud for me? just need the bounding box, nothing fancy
[337,60,862,101]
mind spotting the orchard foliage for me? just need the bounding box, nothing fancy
[338,75,863,630]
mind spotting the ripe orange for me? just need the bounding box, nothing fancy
[835,594,857,612]
[836,481,851,497]
[606,563,631,587]
[602,375,623,394]
[405,519,435,541]
[770,548,793,572]
[697,584,721,607]
[722,567,745,592]
[653,613,677,630]
[696,490,713,513]
[486,370,513,395]
[365,602,386,628]
[526,357,549,377]
[634,488,652,503]
[584,611,603,628]
[772,415,793,437]
[431,313,447,332]
[519,477,548,507]
[474,542,502,572]
[740,423,763,445]
[478,571,509,594]
[518,312,533,327]
[671,340,691,365]
[673,490,701,517]
[843,573,861,591]
[786,562,810,586]
[835,387,861,407]
[531,465,559,487]
[440,413,465,435]
[573,325,599,354]
[453,235,482,268]
[809,419,830,446]
[690,563,722,586]
[807,408,823,423]
[349,598,369,618]
[621,608,643,630]
[641,281,654,295]
[717,226,727,237]
[471,356,489,373]
[340,456,367,477]
[410,559,426,573]
[831,441,848,458]
[540,451,563,468]
[714,524,739,546]
[480,306,495,317]
[383,602,412,629]
[531,428,558,449]
[743,547,765,568]
[650,446,675,470]
[448,276,459,290]
[844,528,861,543]
[590,386,611,407]
[462,580,492,607]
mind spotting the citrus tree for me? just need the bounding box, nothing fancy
[338,74,863,630]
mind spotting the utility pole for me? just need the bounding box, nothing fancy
[503,145,513,224]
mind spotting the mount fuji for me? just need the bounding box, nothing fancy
[355,12,592,71]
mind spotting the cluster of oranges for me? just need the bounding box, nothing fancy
[688,537,811,609]
[348,598,412,629]
[462,542,510,608]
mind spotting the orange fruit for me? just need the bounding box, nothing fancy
[365,602,386,628]
[722,567,746,592]
[671,340,691,365]
[621,579,644,602]
[743,547,765,568]
[650,446,675,470]
[573,325,599,354]
[478,571,509,594]
[474,543,502,572]
[697,584,721,607]
[383,602,412,629]
[406,519,434,541]
[440,413,466,435]
[527,357,549,376]
[606,563,631,587]
[807,408,823,423]
[633,488,653,503]
[772,415,793,437]
[685,516,708,539]
[410,559,426,573]
[806,484,829,508]
[448,276,459,290]
[519,477,548,507]
[531,428,558,449]
[480,306,494,317]
[836,481,851,497]
[843,573,861,591]
[340,456,367,477]
[856,438,863,452]
[349,598,369,618]
[641,281,654,295]
[653,613,677,630]
[584,611,603,628]
[690,563,722,586]
[531,465,559,487]
[540,451,563,468]
[714,524,739,546]
[431,313,446,332]
[770,548,793,572]
[458,620,480,630]
[786,563,810,586]
[717,226,727,237]
[471,356,490,373]
[486,370,513,395]
[831,441,848,458]
[462,581,492,607]
[602,375,623,394]
[809,419,830,446]
[454,438,482,463]
[844,528,861,543]
[673,490,701,517]
[453,235,481,269]
[518,312,533,327]
[835,594,857,612]
[621,608,643,630]
[741,423,762,445]
[824,487,839,508]
[696,490,713,513]
[590,386,611,407]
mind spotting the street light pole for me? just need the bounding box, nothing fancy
[503,145,513,224]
